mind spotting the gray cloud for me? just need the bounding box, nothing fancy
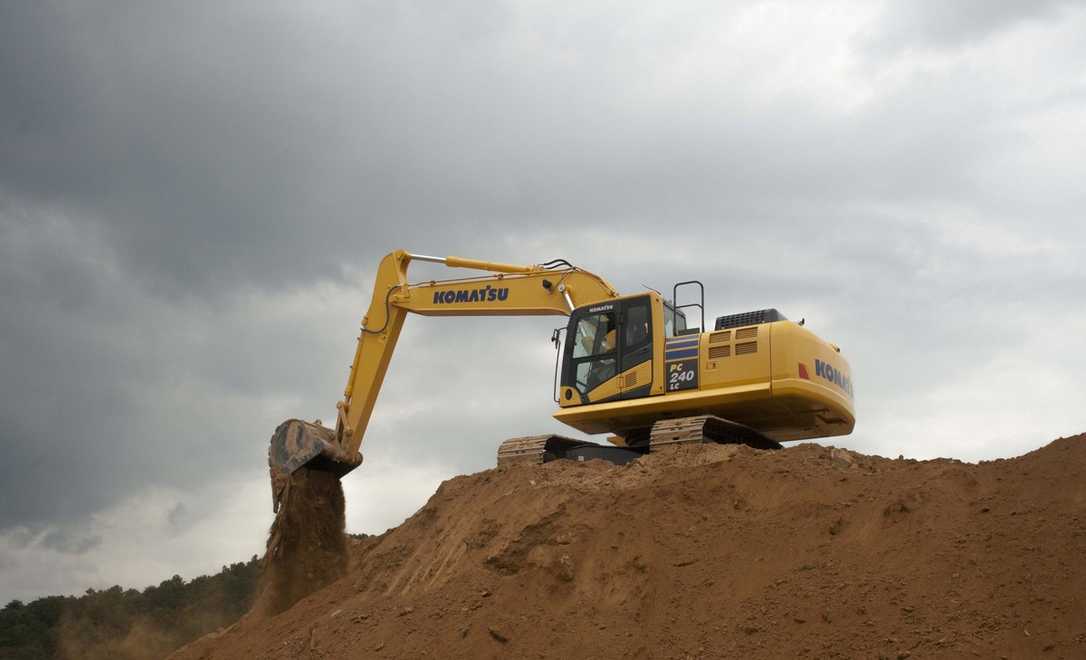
[1,1,1085,601]
[40,529,102,556]
[868,0,1084,52]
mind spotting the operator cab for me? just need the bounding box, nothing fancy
[557,293,662,407]
[555,285,700,407]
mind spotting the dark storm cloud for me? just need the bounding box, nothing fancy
[2,1,529,295]
[1,1,1085,601]
[0,199,341,528]
[2,0,1048,299]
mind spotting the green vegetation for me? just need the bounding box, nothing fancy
[0,556,261,660]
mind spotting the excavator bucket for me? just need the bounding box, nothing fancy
[268,419,363,476]
[267,419,362,511]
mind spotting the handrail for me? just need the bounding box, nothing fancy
[672,280,705,333]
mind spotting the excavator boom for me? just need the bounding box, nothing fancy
[268,249,620,483]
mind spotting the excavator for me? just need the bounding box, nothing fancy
[268,249,855,500]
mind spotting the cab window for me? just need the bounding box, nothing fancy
[575,359,615,393]
[664,305,688,337]
[625,303,650,348]
[675,309,687,335]
[571,311,617,394]
[573,311,616,358]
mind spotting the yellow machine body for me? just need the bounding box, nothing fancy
[552,295,854,444]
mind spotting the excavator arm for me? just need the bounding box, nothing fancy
[268,249,620,482]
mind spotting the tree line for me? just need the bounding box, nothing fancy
[0,555,261,660]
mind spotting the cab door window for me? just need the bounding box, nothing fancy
[571,311,617,394]
[619,297,653,398]
[624,301,651,352]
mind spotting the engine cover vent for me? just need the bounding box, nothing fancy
[735,327,758,340]
[709,331,731,344]
[735,341,758,355]
[714,308,786,331]
[708,345,731,359]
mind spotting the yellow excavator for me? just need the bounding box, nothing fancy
[268,249,855,495]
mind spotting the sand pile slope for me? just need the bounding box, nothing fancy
[171,434,1086,659]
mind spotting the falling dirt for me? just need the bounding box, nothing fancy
[171,434,1086,659]
[250,467,348,618]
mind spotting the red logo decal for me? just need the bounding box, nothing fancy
[798,363,810,380]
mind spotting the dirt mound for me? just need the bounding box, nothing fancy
[172,434,1086,659]
[251,467,348,618]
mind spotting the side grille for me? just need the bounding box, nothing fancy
[735,327,758,340]
[624,371,638,387]
[735,341,758,355]
[708,345,731,359]
[709,331,731,344]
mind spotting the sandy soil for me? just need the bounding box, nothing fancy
[171,433,1086,659]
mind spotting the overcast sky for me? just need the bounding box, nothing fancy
[2,0,1084,603]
